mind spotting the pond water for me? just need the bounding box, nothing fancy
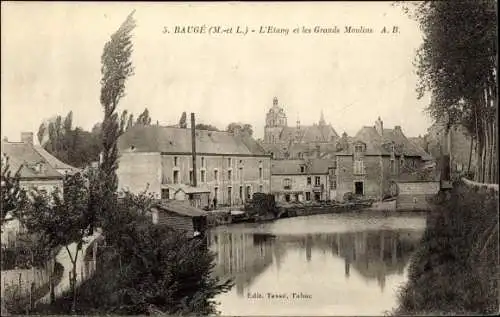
[208,212,427,316]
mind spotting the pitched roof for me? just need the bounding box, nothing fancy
[1,141,63,179]
[33,145,81,174]
[336,126,429,158]
[118,125,267,156]
[156,200,207,217]
[271,160,305,175]
[271,159,332,175]
[279,124,339,144]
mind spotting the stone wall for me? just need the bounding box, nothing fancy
[117,152,162,197]
[160,154,271,206]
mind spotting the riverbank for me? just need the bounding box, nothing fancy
[207,201,427,228]
[394,179,499,315]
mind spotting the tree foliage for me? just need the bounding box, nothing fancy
[179,111,187,128]
[135,108,152,126]
[38,112,101,168]
[397,0,497,183]
[98,10,136,231]
[0,155,28,227]
[226,122,253,137]
[195,123,219,131]
[18,172,94,312]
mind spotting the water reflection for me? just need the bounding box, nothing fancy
[208,214,425,316]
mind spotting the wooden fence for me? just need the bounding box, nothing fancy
[1,263,53,309]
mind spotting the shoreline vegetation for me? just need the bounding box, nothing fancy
[394,179,499,315]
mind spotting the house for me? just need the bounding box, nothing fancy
[116,120,271,210]
[426,119,476,177]
[1,132,67,194]
[261,97,339,159]
[334,117,434,201]
[1,132,79,247]
[270,159,334,203]
[150,200,208,237]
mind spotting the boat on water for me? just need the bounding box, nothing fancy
[230,210,255,223]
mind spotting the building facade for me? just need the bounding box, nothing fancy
[426,119,476,177]
[117,125,271,209]
[261,97,339,160]
[1,132,77,247]
[334,118,433,201]
[270,159,334,202]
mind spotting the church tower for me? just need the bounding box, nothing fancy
[319,110,326,126]
[264,97,287,143]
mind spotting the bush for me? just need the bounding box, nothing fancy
[394,181,499,315]
[31,203,233,315]
[247,193,278,217]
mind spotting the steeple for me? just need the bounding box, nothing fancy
[272,96,279,108]
[319,110,326,125]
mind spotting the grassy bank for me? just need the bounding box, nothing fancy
[394,180,499,315]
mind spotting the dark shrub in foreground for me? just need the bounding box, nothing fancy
[32,220,233,315]
[394,181,499,315]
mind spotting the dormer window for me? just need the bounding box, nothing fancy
[35,163,43,173]
[354,144,364,153]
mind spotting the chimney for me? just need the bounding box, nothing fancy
[375,117,383,136]
[21,132,34,144]
[191,113,197,187]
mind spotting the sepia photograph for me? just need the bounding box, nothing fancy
[1,1,498,316]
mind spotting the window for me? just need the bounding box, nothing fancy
[227,187,232,205]
[330,177,337,189]
[259,185,263,192]
[189,170,193,184]
[228,170,232,181]
[400,155,405,167]
[315,176,321,186]
[239,167,243,180]
[161,188,169,200]
[246,186,252,200]
[307,176,312,185]
[174,156,178,167]
[355,181,364,195]
[354,160,365,175]
[300,166,305,173]
[201,157,205,168]
[355,144,364,153]
[214,169,219,181]
[305,192,311,201]
[298,152,303,159]
[227,158,232,167]
[173,170,179,184]
[259,167,263,179]
[390,159,396,174]
[239,186,243,200]
[201,170,206,182]
[283,178,292,189]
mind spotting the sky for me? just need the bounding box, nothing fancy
[1,1,432,144]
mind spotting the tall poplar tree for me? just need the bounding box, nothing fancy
[98,11,136,231]
[398,1,497,183]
